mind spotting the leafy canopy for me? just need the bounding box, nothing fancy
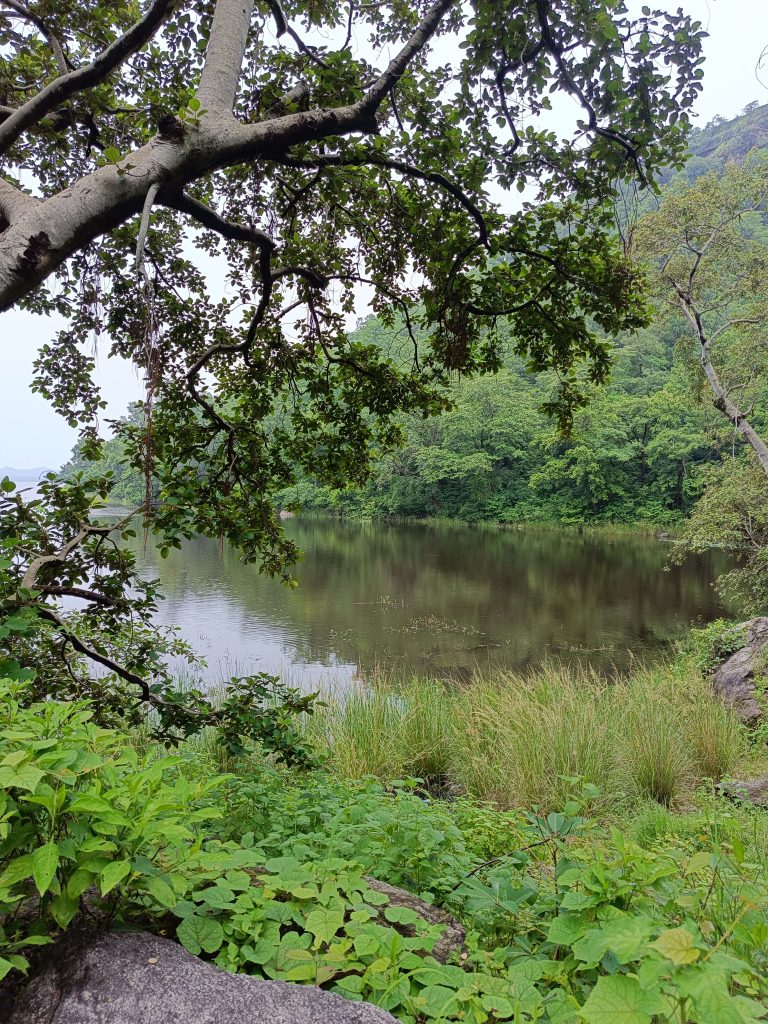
[0,0,704,724]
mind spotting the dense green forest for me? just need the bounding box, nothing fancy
[64,102,768,527]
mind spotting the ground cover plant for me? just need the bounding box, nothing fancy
[2,661,768,1022]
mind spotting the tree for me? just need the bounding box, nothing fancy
[0,0,705,731]
[634,162,768,611]
[633,163,768,475]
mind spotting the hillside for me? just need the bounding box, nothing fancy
[655,100,768,185]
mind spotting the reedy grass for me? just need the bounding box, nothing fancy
[308,657,746,813]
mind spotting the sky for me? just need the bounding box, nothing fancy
[3,0,768,470]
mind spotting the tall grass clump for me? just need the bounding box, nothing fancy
[450,658,744,811]
[308,656,746,814]
[451,665,618,811]
[307,677,454,784]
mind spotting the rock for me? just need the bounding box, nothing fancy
[718,776,768,807]
[364,877,465,963]
[8,928,398,1024]
[711,617,768,723]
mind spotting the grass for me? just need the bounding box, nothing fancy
[307,657,747,813]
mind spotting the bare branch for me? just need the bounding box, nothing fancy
[0,0,176,155]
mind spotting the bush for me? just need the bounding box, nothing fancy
[0,679,228,980]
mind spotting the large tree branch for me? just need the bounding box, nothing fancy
[160,189,277,249]
[275,151,489,245]
[21,524,111,590]
[0,176,39,226]
[534,0,646,185]
[0,0,175,156]
[198,0,255,112]
[361,0,456,113]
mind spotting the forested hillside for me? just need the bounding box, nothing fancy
[63,102,768,526]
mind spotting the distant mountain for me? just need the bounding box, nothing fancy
[658,101,768,185]
[0,466,54,482]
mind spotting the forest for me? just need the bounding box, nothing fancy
[4,2,768,1023]
[65,104,768,530]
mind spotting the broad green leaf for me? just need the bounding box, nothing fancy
[100,859,131,896]
[649,927,701,965]
[383,905,422,926]
[0,854,33,889]
[0,954,28,980]
[176,915,224,955]
[418,984,459,1018]
[304,908,344,946]
[579,975,668,1024]
[548,913,590,946]
[51,890,80,928]
[143,876,178,909]
[31,842,58,896]
[573,915,655,965]
[0,764,44,792]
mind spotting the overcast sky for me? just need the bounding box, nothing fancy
[3,0,768,470]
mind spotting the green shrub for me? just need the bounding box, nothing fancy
[0,680,228,979]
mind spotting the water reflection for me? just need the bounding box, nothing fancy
[125,519,735,685]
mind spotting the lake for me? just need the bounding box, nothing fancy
[127,518,735,686]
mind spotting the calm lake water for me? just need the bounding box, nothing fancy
[127,519,735,686]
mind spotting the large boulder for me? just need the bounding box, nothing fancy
[711,617,768,723]
[7,928,398,1024]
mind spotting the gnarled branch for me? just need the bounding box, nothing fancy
[0,0,176,155]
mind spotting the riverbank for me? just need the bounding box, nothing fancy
[295,510,684,540]
[182,641,767,818]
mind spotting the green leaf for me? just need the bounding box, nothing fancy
[0,763,44,792]
[143,875,178,909]
[0,854,33,889]
[418,985,459,1018]
[579,975,667,1024]
[177,915,224,955]
[548,913,590,946]
[573,915,655,965]
[0,954,28,980]
[51,889,80,928]
[649,926,701,965]
[304,908,344,946]
[383,905,422,926]
[100,859,131,896]
[31,842,58,896]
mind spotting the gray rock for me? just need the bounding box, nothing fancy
[364,877,465,963]
[719,775,768,807]
[712,617,768,723]
[8,928,398,1024]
